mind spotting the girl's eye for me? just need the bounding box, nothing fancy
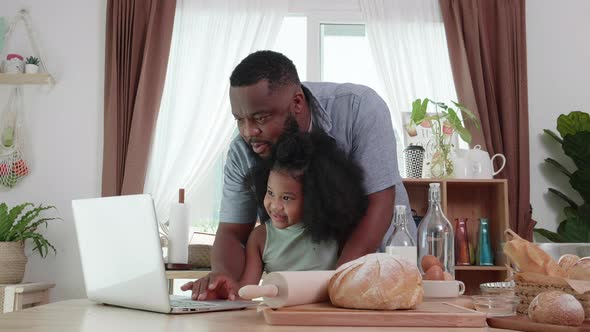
[282,196,292,201]
[267,190,274,196]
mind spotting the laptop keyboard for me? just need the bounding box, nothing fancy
[170,297,218,308]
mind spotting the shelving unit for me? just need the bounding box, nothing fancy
[403,178,510,294]
[0,73,54,85]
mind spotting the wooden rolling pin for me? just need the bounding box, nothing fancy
[238,271,334,308]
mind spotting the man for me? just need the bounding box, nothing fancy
[181,50,414,300]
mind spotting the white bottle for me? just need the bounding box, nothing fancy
[167,189,189,264]
[385,205,417,265]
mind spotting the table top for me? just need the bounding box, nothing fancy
[0,299,517,332]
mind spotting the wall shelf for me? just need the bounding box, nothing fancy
[0,73,54,85]
[455,265,509,271]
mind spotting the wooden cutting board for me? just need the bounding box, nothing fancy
[487,316,590,332]
[262,301,487,327]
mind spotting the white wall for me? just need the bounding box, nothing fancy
[0,1,105,301]
[527,0,590,237]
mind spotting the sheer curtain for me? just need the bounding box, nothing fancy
[360,0,457,154]
[144,0,287,223]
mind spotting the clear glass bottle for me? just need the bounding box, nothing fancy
[417,183,455,277]
[385,205,417,265]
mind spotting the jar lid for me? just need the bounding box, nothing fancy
[404,145,425,151]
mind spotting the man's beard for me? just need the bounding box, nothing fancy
[251,114,300,159]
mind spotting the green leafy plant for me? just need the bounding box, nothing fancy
[534,111,590,242]
[406,98,480,177]
[25,56,39,65]
[0,202,60,257]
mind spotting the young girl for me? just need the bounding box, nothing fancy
[238,127,367,287]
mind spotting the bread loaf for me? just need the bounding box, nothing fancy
[503,229,567,278]
[568,258,590,281]
[328,253,423,310]
[528,291,584,326]
[559,254,580,273]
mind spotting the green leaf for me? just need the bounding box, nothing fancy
[534,228,567,243]
[548,188,579,209]
[544,158,572,178]
[0,203,12,241]
[543,129,563,144]
[447,108,472,143]
[562,131,590,170]
[557,111,590,137]
[451,101,480,129]
[411,99,428,124]
[560,207,590,242]
[570,169,590,204]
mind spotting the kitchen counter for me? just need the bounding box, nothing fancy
[0,299,517,332]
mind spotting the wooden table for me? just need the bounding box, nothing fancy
[0,299,518,331]
[0,282,55,313]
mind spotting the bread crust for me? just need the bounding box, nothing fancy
[528,291,584,326]
[328,253,423,310]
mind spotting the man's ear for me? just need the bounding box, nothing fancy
[291,88,306,114]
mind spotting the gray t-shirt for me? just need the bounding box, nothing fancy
[219,82,416,249]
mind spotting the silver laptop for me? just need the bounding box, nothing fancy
[72,194,258,314]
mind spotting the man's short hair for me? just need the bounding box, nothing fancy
[230,50,300,93]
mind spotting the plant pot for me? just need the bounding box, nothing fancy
[0,241,27,284]
[24,64,39,74]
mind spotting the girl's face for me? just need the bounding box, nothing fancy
[264,170,303,229]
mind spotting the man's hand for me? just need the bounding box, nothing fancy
[180,272,239,301]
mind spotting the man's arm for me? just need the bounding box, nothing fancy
[212,222,254,279]
[336,187,395,266]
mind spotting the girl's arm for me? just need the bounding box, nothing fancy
[238,224,266,287]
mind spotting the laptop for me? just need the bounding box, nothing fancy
[72,194,259,314]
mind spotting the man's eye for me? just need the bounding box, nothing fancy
[255,115,269,123]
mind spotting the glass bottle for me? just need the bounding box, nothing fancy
[477,218,494,266]
[455,218,471,265]
[385,205,417,265]
[417,183,455,277]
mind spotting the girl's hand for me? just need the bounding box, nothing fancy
[180,272,239,301]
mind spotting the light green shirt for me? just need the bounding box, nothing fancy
[262,222,338,272]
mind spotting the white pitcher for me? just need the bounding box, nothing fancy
[453,148,472,179]
[469,145,506,179]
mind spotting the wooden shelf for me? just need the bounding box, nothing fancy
[0,73,54,85]
[402,178,506,184]
[455,265,508,271]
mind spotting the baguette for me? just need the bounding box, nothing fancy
[503,229,568,278]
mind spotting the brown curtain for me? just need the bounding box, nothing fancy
[440,0,535,239]
[102,0,176,196]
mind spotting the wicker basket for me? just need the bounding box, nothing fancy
[0,241,27,284]
[515,280,590,317]
[188,244,212,268]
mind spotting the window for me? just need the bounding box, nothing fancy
[158,2,459,235]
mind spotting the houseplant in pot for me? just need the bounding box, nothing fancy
[534,111,590,259]
[405,98,479,178]
[24,56,40,74]
[0,202,59,283]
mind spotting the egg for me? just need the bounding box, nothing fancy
[424,265,444,280]
[443,272,454,281]
[421,255,443,272]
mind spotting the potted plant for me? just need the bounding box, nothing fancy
[0,202,59,283]
[534,111,590,257]
[24,56,40,74]
[406,98,479,178]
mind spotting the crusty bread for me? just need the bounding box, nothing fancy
[559,254,581,273]
[568,258,590,281]
[528,291,585,326]
[328,253,423,310]
[503,229,568,278]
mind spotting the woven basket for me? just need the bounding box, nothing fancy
[0,241,27,284]
[188,244,212,268]
[515,280,590,317]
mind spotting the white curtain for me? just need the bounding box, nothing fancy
[360,0,457,152]
[144,0,288,223]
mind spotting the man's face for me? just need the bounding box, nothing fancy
[230,80,303,158]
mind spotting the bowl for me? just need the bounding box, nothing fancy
[480,281,515,296]
[472,295,520,317]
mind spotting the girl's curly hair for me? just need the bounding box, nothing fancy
[249,125,368,244]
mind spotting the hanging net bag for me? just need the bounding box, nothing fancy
[0,87,29,189]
